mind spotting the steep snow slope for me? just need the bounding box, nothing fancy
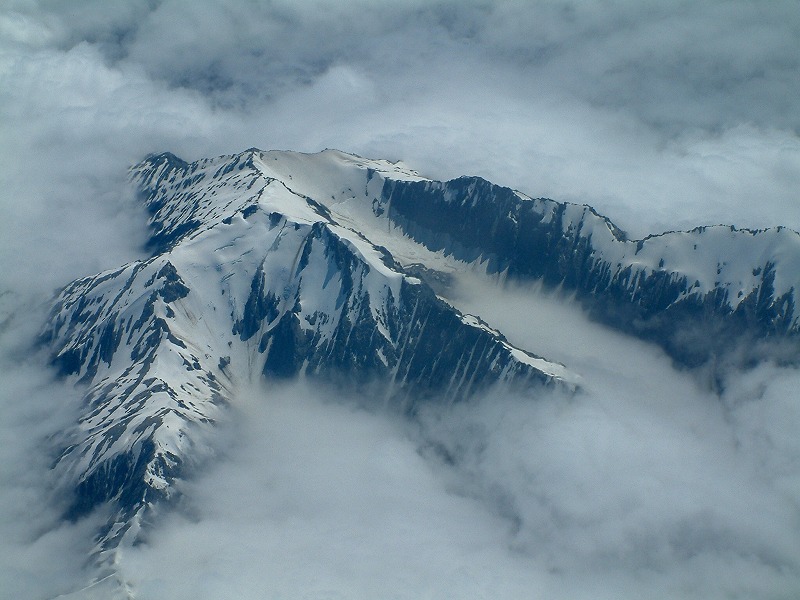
[40,147,800,592]
[239,149,800,368]
[43,149,572,572]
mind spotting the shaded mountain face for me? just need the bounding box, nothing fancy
[380,177,800,368]
[41,148,799,573]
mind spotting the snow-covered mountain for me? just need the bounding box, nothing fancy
[40,148,800,581]
[380,175,800,368]
[41,149,574,570]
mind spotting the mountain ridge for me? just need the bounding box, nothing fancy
[42,149,576,577]
[38,147,800,592]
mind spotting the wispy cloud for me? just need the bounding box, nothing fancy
[2,2,799,299]
[1,2,799,598]
[111,279,800,599]
[0,311,106,599]
[114,283,800,599]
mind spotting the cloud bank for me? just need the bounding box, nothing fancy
[114,282,800,599]
[1,1,799,598]
[2,1,800,302]
[0,309,106,598]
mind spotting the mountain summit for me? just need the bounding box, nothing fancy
[41,148,800,586]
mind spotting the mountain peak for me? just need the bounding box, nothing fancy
[41,147,800,578]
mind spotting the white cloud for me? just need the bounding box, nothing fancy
[119,383,544,599]
[3,1,800,299]
[0,310,106,599]
[2,1,799,598]
[113,281,800,599]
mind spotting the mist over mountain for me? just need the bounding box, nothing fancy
[2,2,800,599]
[5,147,798,598]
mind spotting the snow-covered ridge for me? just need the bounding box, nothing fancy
[40,146,800,588]
[376,175,800,367]
[130,148,427,252]
[43,148,576,572]
[381,176,800,311]
[157,148,800,323]
[130,147,800,369]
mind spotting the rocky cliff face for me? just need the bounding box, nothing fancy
[380,176,800,367]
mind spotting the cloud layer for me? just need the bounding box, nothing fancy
[2,1,800,302]
[0,309,105,599]
[114,281,800,599]
[1,1,799,598]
